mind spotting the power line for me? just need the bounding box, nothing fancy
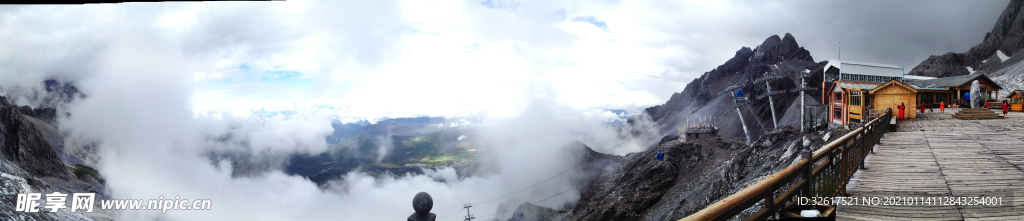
[471,137,636,206]
[471,187,578,221]
[439,137,639,219]
[534,187,577,204]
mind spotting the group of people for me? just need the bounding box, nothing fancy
[896,100,1012,123]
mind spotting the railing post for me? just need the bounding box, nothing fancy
[829,145,836,197]
[840,140,849,197]
[765,192,774,219]
[860,128,866,170]
[869,125,875,154]
[802,140,812,198]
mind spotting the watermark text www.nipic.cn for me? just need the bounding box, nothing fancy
[15,192,212,214]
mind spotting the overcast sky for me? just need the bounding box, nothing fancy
[0,1,1015,220]
[0,0,1010,120]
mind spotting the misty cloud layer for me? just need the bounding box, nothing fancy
[0,1,1012,220]
[2,1,1009,118]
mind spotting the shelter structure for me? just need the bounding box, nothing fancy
[822,59,908,125]
[909,74,1003,108]
[679,123,718,141]
[822,58,1007,125]
[869,80,918,119]
[1007,90,1024,112]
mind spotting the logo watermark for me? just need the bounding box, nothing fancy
[15,192,211,214]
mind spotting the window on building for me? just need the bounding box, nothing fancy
[835,92,842,101]
[834,108,842,119]
[850,91,862,106]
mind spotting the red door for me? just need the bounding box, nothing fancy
[832,88,844,124]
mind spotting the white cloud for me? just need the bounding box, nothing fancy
[0,1,1012,220]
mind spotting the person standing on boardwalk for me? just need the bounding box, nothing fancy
[898,102,906,123]
[940,101,945,113]
[1004,100,1010,117]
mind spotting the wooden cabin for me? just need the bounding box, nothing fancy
[870,80,918,119]
[1007,90,1024,112]
[828,80,886,124]
[679,124,718,141]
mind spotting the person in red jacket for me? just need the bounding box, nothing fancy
[1004,100,1010,116]
[921,103,926,114]
[898,102,906,123]
[940,101,945,113]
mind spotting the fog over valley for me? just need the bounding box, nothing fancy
[0,1,1014,220]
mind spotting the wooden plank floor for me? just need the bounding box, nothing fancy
[838,111,1024,221]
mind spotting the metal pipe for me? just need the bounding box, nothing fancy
[800,76,806,133]
[736,106,752,145]
[767,81,778,130]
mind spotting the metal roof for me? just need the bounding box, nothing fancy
[828,59,902,69]
[903,75,937,81]
[910,85,948,91]
[909,74,1003,90]
[869,80,918,94]
[824,59,904,79]
[684,124,718,134]
[835,80,883,90]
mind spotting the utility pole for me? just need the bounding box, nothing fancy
[464,204,476,221]
[722,84,752,145]
[792,69,818,133]
[801,73,805,132]
[754,74,784,131]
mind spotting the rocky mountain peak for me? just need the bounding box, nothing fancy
[908,0,1024,77]
[986,0,1024,52]
[752,34,814,64]
[633,33,825,141]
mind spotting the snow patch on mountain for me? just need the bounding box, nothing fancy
[997,50,1010,62]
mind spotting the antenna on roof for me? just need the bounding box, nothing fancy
[838,41,841,60]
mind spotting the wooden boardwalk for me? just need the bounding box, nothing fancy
[839,111,1024,221]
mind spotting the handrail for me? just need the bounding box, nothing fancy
[813,114,881,159]
[680,108,892,221]
[680,158,810,221]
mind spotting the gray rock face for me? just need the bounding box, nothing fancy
[550,130,815,221]
[508,202,558,221]
[0,86,109,221]
[0,105,71,180]
[908,0,1024,77]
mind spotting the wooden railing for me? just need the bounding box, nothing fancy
[680,108,893,221]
